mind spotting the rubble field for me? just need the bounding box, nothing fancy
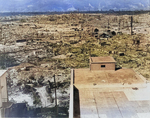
[1,13,150,116]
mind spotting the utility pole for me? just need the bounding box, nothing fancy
[118,19,121,31]
[131,16,133,35]
[108,19,110,30]
[53,74,57,107]
[53,74,58,116]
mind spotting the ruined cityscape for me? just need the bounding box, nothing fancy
[0,10,150,118]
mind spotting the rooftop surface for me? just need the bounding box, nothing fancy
[74,68,143,85]
[90,56,116,63]
[73,68,149,118]
[77,85,150,118]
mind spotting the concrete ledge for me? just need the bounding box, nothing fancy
[69,69,74,118]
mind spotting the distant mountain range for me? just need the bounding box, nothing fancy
[0,0,149,12]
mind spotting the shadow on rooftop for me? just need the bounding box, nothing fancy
[74,86,80,118]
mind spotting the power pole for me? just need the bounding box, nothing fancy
[53,74,57,107]
[108,19,110,30]
[53,74,58,115]
[131,16,133,35]
[119,19,121,31]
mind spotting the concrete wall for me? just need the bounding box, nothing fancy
[90,63,115,70]
[69,69,74,118]
[0,77,2,108]
[1,72,8,102]
[0,71,7,118]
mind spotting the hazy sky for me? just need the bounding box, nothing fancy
[0,0,149,12]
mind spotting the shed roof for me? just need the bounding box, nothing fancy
[90,56,116,63]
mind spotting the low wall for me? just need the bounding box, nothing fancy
[69,69,74,118]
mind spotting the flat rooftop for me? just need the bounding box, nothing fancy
[74,68,143,85]
[73,68,149,118]
[90,56,116,63]
[77,86,150,118]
